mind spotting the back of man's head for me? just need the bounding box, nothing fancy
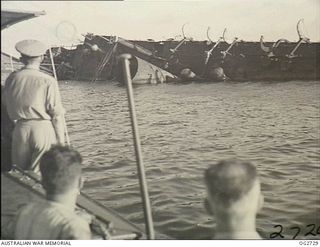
[40,145,82,196]
[20,54,42,65]
[205,159,259,209]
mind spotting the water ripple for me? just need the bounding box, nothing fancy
[60,80,320,239]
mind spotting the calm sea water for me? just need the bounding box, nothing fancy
[60,80,320,240]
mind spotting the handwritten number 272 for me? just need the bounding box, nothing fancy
[270,224,320,239]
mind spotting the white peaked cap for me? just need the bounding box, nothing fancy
[15,40,49,57]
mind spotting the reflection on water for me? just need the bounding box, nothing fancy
[60,80,320,239]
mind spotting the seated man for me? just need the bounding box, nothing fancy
[204,159,264,239]
[12,145,91,239]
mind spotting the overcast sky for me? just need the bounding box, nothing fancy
[2,0,319,57]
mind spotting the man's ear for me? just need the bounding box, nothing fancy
[20,56,26,65]
[204,198,214,215]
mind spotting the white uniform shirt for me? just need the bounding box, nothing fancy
[2,65,64,121]
[13,201,91,240]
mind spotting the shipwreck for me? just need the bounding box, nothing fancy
[49,21,320,83]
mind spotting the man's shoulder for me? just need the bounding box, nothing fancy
[39,69,56,79]
[33,69,57,82]
[59,212,91,239]
[15,202,43,220]
[18,201,44,211]
[4,71,18,83]
[18,202,38,210]
[16,68,56,82]
[18,202,88,227]
[46,203,90,225]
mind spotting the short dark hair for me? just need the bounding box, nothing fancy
[204,159,258,207]
[40,145,82,195]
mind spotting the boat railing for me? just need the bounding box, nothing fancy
[4,165,144,240]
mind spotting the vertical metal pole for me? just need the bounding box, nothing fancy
[9,56,14,71]
[49,48,58,80]
[119,54,155,240]
[48,47,70,146]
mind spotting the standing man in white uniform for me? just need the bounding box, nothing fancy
[2,39,66,172]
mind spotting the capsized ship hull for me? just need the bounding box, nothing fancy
[121,39,320,81]
[53,34,320,83]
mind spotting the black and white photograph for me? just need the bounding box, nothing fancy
[1,0,319,243]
